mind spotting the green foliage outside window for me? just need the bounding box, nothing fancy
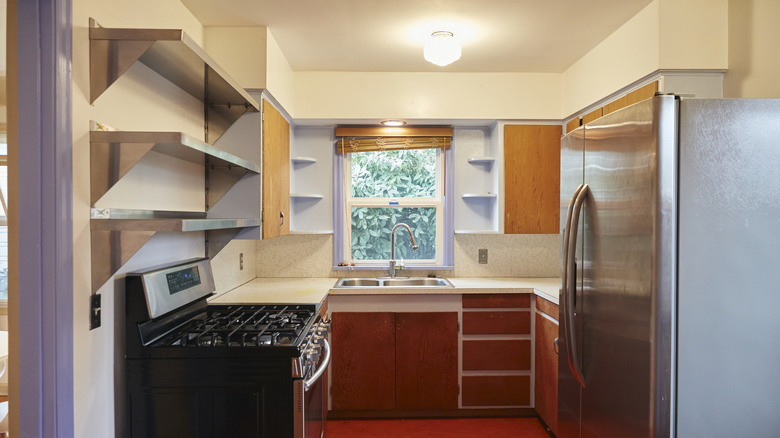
[350,149,438,261]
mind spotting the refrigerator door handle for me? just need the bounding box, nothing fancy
[561,184,583,386]
[565,183,589,388]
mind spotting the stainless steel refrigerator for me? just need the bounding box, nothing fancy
[558,95,780,438]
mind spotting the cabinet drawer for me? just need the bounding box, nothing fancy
[463,340,531,370]
[462,376,530,406]
[462,311,531,335]
[462,294,530,309]
[535,296,558,321]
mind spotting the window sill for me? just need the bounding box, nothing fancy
[333,264,454,271]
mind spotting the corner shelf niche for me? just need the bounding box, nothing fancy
[89,18,259,144]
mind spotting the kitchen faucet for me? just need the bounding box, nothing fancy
[389,223,418,278]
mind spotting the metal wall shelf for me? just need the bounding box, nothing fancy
[89,18,259,144]
[90,127,260,208]
[90,209,260,292]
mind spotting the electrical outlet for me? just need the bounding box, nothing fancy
[240,253,244,270]
[90,294,101,330]
[479,249,488,264]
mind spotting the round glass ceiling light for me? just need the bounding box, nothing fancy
[381,120,406,127]
[424,31,461,67]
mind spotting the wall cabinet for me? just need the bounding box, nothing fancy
[534,295,559,436]
[330,311,458,414]
[261,100,290,239]
[503,125,561,234]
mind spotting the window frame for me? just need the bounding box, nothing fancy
[334,147,454,271]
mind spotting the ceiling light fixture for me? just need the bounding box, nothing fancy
[381,120,407,127]
[424,31,461,67]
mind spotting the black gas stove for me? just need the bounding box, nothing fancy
[124,259,329,438]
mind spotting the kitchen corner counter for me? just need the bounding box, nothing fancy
[210,277,335,306]
[328,277,560,304]
[212,277,560,307]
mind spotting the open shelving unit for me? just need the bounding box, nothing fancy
[88,19,263,293]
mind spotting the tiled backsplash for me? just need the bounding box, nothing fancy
[255,233,559,278]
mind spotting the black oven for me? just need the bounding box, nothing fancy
[124,259,330,438]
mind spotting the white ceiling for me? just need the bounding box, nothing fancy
[181,0,653,73]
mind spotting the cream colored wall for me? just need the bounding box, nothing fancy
[561,0,660,117]
[292,71,562,120]
[724,0,780,98]
[265,29,297,115]
[72,1,256,437]
[204,26,268,89]
[658,0,728,69]
[561,0,729,117]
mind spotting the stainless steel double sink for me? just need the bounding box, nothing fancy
[334,277,454,288]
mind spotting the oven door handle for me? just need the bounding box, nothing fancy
[304,338,331,390]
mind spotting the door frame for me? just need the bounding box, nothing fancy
[8,0,74,436]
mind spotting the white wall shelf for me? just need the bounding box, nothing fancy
[291,157,318,164]
[467,157,496,164]
[462,193,497,199]
[291,193,324,199]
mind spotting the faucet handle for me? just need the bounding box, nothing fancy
[396,260,405,270]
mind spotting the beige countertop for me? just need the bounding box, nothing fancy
[213,277,560,306]
[210,277,336,306]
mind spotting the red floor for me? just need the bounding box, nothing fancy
[325,417,552,438]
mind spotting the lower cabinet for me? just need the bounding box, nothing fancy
[330,311,458,414]
[461,294,532,408]
[534,295,559,436]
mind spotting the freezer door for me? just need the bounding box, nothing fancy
[580,96,677,438]
[559,126,585,438]
[677,99,780,438]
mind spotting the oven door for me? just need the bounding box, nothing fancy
[294,338,331,438]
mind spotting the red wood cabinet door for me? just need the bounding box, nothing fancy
[535,312,559,435]
[330,312,395,410]
[395,312,459,410]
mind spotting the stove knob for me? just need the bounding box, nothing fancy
[316,326,329,338]
[306,346,320,362]
[312,334,325,345]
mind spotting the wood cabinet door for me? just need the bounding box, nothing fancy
[261,99,290,239]
[535,311,559,435]
[504,124,561,234]
[330,312,396,411]
[395,312,459,410]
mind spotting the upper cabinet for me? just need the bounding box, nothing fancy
[503,124,561,234]
[261,100,291,239]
